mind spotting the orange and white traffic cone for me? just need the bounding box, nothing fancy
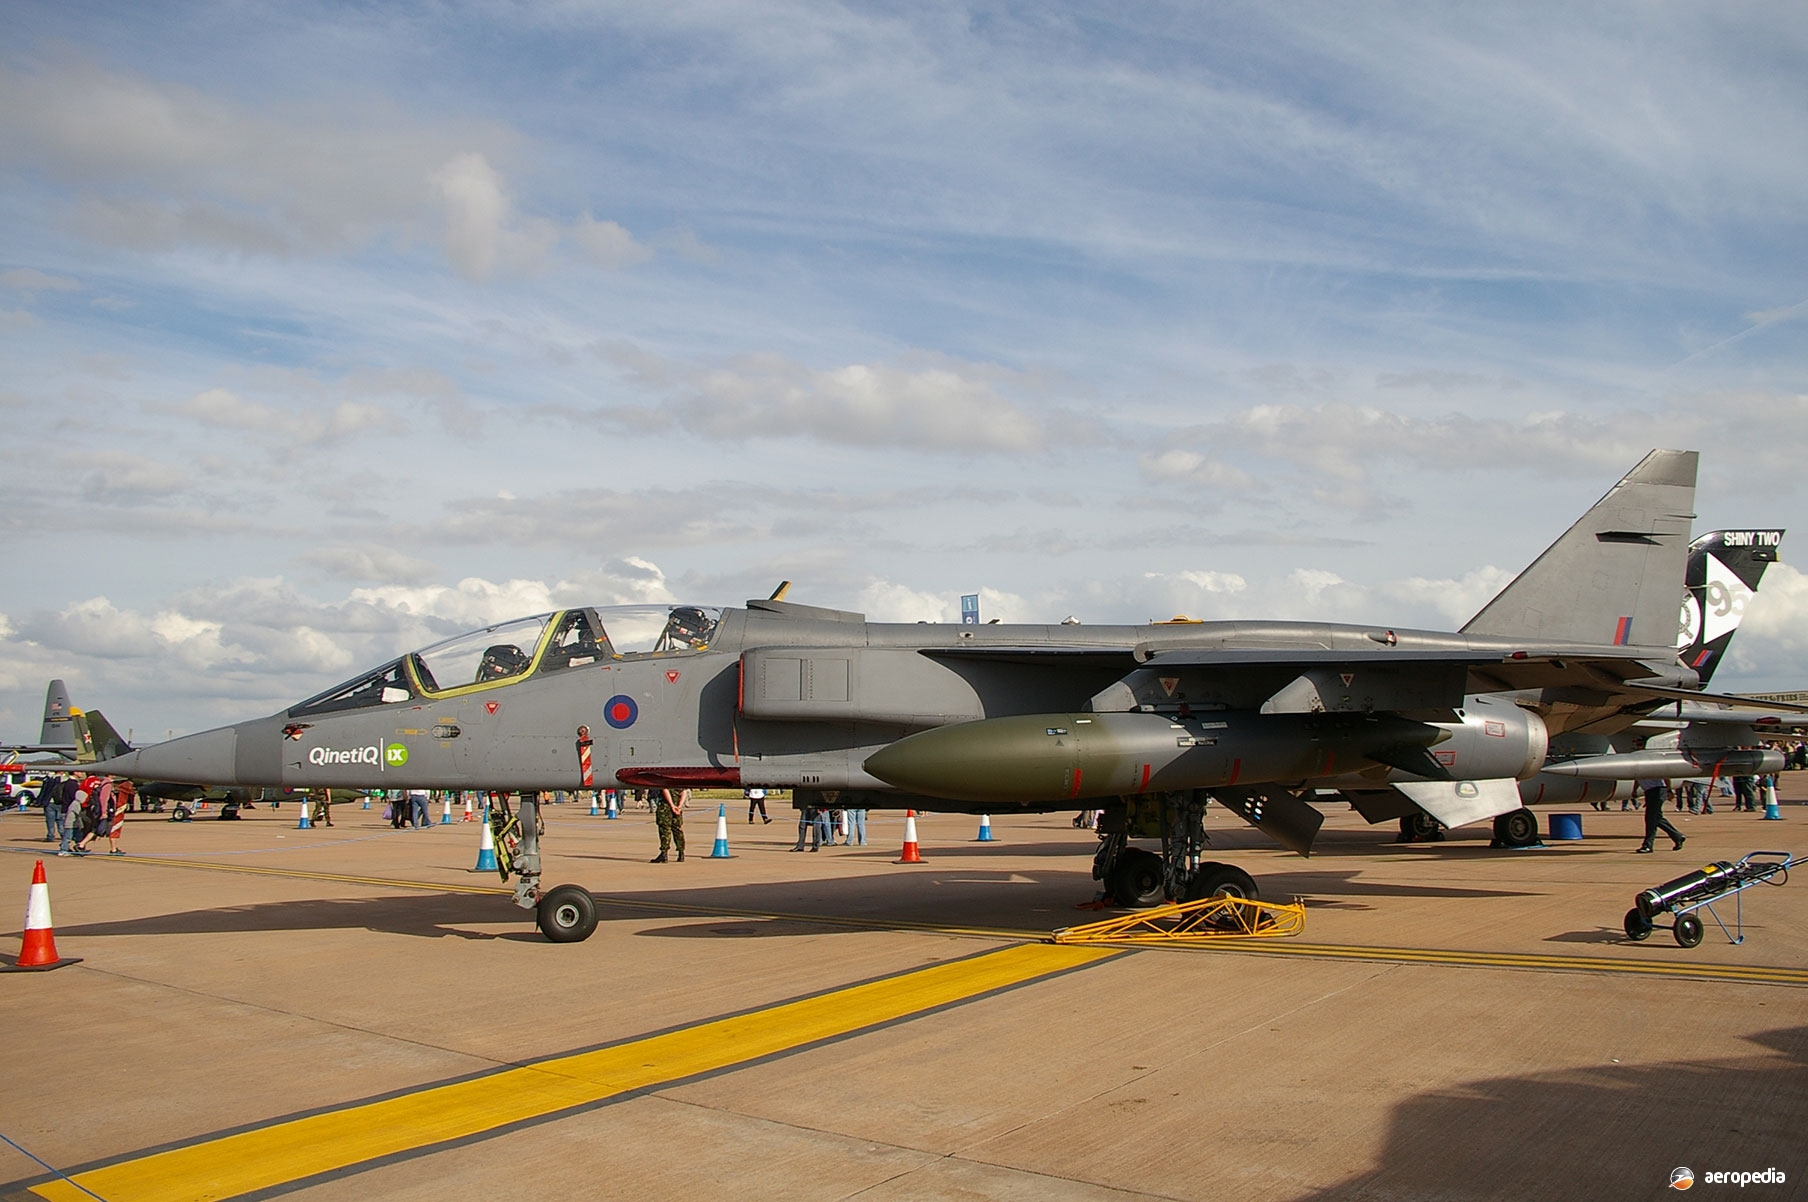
[896,809,925,864]
[4,860,78,972]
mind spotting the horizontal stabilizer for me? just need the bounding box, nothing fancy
[1617,684,1808,713]
[1394,778,1522,830]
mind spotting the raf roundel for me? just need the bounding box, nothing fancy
[603,694,639,730]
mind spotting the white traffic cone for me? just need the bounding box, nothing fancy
[440,795,453,825]
[709,804,732,858]
[1763,780,1784,820]
[589,793,601,816]
[897,810,925,863]
[605,791,619,819]
[472,817,498,873]
[975,814,996,842]
[4,860,77,972]
[297,798,311,829]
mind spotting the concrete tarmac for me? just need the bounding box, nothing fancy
[2,789,1804,1201]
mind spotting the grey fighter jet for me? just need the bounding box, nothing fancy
[86,449,1789,942]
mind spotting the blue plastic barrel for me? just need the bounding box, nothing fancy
[1548,812,1584,840]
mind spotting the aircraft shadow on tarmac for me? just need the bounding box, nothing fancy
[57,894,545,942]
[559,840,1102,865]
[49,864,1545,944]
[1288,1026,1807,1200]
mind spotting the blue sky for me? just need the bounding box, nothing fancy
[3,2,1807,737]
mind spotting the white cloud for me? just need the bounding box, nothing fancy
[855,580,950,623]
[350,577,561,629]
[1138,450,1255,490]
[572,214,653,269]
[73,451,188,501]
[1,267,80,293]
[0,60,641,281]
[1381,566,1517,627]
[652,226,721,265]
[181,387,287,432]
[176,387,398,444]
[606,349,1049,453]
[1734,563,1808,655]
[302,546,439,586]
[555,558,679,607]
[431,152,559,280]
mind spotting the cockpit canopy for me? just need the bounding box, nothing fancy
[289,604,722,718]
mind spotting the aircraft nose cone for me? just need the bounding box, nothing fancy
[102,724,242,786]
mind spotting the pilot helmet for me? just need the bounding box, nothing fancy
[477,644,529,679]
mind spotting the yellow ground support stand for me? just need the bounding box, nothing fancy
[1051,894,1306,946]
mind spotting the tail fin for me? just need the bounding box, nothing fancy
[73,709,134,763]
[1461,450,1697,646]
[1678,529,1783,683]
[39,680,75,750]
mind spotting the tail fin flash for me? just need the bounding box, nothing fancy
[1462,450,1697,646]
[1678,529,1783,683]
[74,710,134,763]
[39,680,75,750]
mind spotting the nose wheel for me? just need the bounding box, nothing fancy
[536,884,599,942]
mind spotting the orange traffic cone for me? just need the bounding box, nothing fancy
[4,860,78,972]
[896,809,925,864]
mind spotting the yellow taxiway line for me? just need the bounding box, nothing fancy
[1116,937,1808,986]
[23,943,1116,1202]
[60,853,1808,985]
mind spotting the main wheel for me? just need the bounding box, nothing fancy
[1399,813,1443,843]
[1494,807,1540,848]
[536,884,599,943]
[1623,907,1652,941]
[1185,863,1259,902]
[1674,913,1704,948]
[1110,848,1165,908]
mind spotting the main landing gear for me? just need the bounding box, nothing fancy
[1091,791,1261,908]
[1397,812,1445,843]
[1491,806,1542,849]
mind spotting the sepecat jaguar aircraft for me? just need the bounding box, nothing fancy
[85,449,1800,941]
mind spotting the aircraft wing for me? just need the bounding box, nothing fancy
[1089,645,1669,715]
[916,646,1142,668]
[1610,685,1808,714]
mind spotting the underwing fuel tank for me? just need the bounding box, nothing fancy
[862,711,1445,805]
[1539,747,1782,780]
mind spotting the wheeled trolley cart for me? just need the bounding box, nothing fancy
[1624,851,1796,947]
